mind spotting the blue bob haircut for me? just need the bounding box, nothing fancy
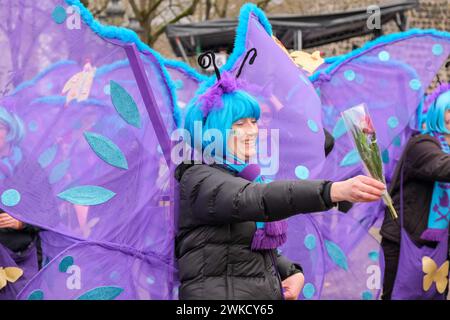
[0,107,25,145]
[425,90,450,135]
[184,90,261,153]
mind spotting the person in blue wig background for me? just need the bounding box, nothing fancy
[0,107,42,299]
[174,51,386,300]
[381,83,450,300]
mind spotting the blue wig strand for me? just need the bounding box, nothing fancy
[0,107,25,145]
[425,90,450,134]
[184,90,260,152]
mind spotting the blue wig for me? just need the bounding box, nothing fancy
[184,90,261,153]
[0,107,25,145]
[425,89,450,135]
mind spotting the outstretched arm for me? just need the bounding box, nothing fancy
[180,165,385,225]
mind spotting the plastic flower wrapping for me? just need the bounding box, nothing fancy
[341,104,398,219]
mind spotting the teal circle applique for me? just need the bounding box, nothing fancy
[303,283,315,299]
[409,79,421,91]
[378,51,390,61]
[304,234,316,250]
[362,291,373,300]
[344,70,356,81]
[368,250,379,262]
[52,6,67,24]
[387,116,399,129]
[307,119,319,133]
[432,44,443,56]
[295,165,310,180]
[1,189,21,207]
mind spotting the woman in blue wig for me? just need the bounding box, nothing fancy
[175,50,386,300]
[0,107,35,250]
[381,83,450,300]
[0,107,41,299]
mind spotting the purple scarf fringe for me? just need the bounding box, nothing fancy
[233,163,288,251]
[251,220,288,250]
[420,228,448,242]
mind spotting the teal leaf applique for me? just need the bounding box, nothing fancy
[325,240,348,271]
[49,160,71,184]
[110,80,141,128]
[28,290,44,300]
[38,145,58,168]
[59,256,74,272]
[84,132,128,170]
[332,117,348,139]
[339,149,361,167]
[76,286,124,300]
[57,185,116,205]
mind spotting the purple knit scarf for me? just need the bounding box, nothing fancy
[233,163,288,251]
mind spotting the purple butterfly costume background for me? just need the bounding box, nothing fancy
[0,0,448,300]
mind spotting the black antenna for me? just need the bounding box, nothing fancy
[436,60,450,85]
[236,48,258,78]
[198,51,221,80]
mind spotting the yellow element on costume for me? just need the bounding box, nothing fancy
[422,256,449,293]
[290,50,324,75]
[62,62,96,104]
[272,36,295,63]
[0,267,23,290]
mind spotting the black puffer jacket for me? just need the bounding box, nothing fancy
[175,163,336,300]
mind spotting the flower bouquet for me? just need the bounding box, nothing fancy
[341,103,398,220]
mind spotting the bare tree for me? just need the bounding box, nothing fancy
[80,0,110,16]
[128,0,200,45]
[79,0,272,46]
[203,0,273,20]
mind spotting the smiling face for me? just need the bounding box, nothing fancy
[227,117,258,161]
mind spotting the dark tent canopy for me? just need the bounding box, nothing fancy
[165,0,418,58]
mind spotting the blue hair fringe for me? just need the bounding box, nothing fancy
[0,107,25,144]
[424,89,450,134]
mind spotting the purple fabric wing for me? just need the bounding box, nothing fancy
[313,31,450,225]
[164,62,207,127]
[307,30,450,299]
[17,241,175,300]
[0,243,39,299]
[0,0,177,299]
[222,5,326,181]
